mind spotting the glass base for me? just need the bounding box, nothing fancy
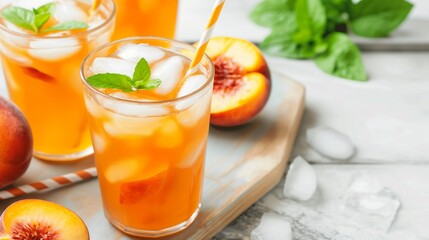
[33,146,93,161]
[106,204,200,238]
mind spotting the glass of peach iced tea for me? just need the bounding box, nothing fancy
[0,0,115,161]
[81,37,214,237]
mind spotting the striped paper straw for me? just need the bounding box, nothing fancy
[0,167,97,200]
[188,0,226,73]
[90,0,102,14]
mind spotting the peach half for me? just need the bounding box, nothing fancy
[203,37,271,127]
[0,199,89,240]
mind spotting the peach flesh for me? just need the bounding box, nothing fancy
[0,199,89,240]
[203,37,271,127]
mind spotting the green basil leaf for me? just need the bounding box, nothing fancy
[315,32,367,81]
[132,58,151,83]
[295,0,326,38]
[349,0,413,37]
[321,0,348,33]
[34,12,50,30]
[87,74,133,92]
[250,0,295,28]
[43,21,89,32]
[1,7,36,32]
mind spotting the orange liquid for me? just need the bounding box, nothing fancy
[113,0,178,40]
[84,52,212,231]
[0,1,114,158]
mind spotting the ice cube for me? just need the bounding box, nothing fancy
[177,141,205,168]
[28,39,81,61]
[340,174,401,232]
[54,0,88,23]
[0,42,32,66]
[91,132,107,153]
[12,0,53,9]
[102,93,170,116]
[152,56,184,95]
[116,43,165,63]
[176,74,207,110]
[91,57,136,78]
[177,93,211,127]
[105,159,142,183]
[306,127,355,160]
[84,95,104,119]
[251,212,292,240]
[283,156,317,201]
[155,119,183,149]
[104,113,164,138]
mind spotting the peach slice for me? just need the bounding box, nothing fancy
[0,199,89,240]
[0,96,33,189]
[120,171,167,204]
[203,37,271,127]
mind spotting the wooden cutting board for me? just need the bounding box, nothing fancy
[0,72,305,240]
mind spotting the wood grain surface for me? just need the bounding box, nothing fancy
[0,72,305,240]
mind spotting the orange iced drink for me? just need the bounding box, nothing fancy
[112,0,178,40]
[81,37,214,237]
[0,0,115,160]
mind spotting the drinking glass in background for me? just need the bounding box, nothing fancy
[81,37,214,237]
[112,0,178,39]
[0,0,116,161]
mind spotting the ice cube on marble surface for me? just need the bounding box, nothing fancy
[283,156,317,201]
[54,0,88,23]
[116,43,165,63]
[152,56,184,95]
[91,57,136,78]
[306,127,356,160]
[28,39,81,61]
[340,174,401,232]
[251,212,292,240]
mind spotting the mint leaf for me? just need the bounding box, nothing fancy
[135,79,161,90]
[315,32,367,81]
[34,12,50,30]
[349,0,413,37]
[132,58,151,83]
[35,2,56,15]
[86,57,162,92]
[250,0,295,28]
[43,21,89,32]
[1,7,36,32]
[87,74,133,92]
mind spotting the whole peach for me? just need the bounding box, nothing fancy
[0,96,33,189]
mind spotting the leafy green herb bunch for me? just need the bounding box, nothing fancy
[250,0,413,81]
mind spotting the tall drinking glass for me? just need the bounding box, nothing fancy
[81,37,213,237]
[112,0,178,40]
[0,0,115,161]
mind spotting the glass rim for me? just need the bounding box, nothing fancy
[0,0,116,40]
[80,36,215,105]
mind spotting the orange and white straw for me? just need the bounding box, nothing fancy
[90,0,102,14]
[188,0,226,73]
[0,168,97,200]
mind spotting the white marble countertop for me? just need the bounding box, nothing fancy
[1,0,429,239]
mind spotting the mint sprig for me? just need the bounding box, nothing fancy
[1,2,89,33]
[87,58,162,92]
